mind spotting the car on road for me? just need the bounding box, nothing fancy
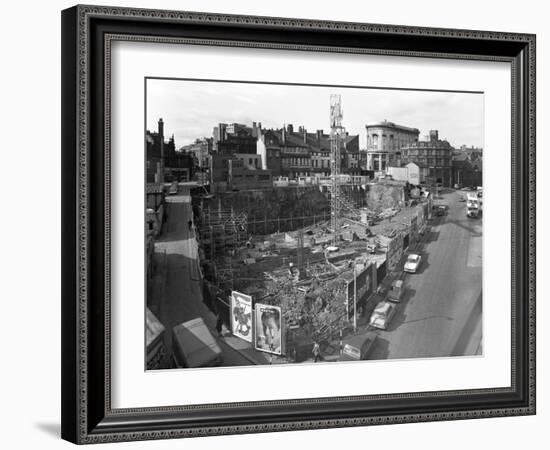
[477,187,483,199]
[369,301,397,330]
[404,253,422,273]
[467,204,481,218]
[338,332,378,361]
[172,317,223,368]
[436,205,446,216]
[388,279,404,303]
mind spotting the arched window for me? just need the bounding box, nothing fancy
[372,134,379,148]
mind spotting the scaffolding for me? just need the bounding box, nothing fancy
[199,206,248,262]
[329,94,344,243]
[328,94,364,242]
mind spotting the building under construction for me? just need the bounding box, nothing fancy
[192,95,431,362]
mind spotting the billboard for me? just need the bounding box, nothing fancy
[230,291,253,342]
[254,304,282,355]
[346,264,373,320]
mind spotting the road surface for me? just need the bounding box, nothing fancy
[370,190,482,360]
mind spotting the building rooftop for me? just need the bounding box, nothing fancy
[365,120,420,134]
[265,128,359,153]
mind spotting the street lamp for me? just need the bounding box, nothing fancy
[353,259,357,333]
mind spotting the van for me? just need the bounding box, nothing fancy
[338,332,378,361]
[172,318,223,368]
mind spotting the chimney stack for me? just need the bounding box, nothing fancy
[287,124,294,133]
[316,129,323,144]
[303,127,307,144]
[282,125,286,145]
[158,118,165,184]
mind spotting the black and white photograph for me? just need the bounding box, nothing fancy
[145,79,484,370]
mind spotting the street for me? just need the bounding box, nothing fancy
[148,186,254,368]
[370,190,482,360]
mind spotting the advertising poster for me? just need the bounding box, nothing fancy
[254,304,282,355]
[230,291,253,342]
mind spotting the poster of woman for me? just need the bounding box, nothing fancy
[254,304,282,355]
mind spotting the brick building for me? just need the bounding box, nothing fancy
[401,130,454,187]
[258,124,360,179]
[146,118,194,183]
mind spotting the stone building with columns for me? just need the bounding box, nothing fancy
[365,120,420,171]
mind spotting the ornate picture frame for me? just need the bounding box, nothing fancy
[61,5,536,444]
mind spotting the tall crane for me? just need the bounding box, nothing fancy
[330,94,345,244]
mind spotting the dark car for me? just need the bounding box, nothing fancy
[436,205,446,216]
[338,332,378,361]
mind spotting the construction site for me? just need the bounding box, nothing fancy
[191,95,432,362]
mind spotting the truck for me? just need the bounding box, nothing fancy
[466,194,482,218]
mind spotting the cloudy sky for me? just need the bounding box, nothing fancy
[146,78,484,149]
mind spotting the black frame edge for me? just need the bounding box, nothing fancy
[61,6,536,444]
[61,5,79,445]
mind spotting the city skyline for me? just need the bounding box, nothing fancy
[146,79,484,149]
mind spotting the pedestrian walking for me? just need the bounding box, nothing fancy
[312,341,323,363]
[215,312,224,337]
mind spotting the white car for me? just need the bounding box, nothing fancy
[369,301,397,330]
[404,254,421,273]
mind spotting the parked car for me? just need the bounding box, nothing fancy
[172,318,223,368]
[369,301,397,330]
[404,254,422,273]
[436,205,446,216]
[338,332,378,361]
[388,279,404,303]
